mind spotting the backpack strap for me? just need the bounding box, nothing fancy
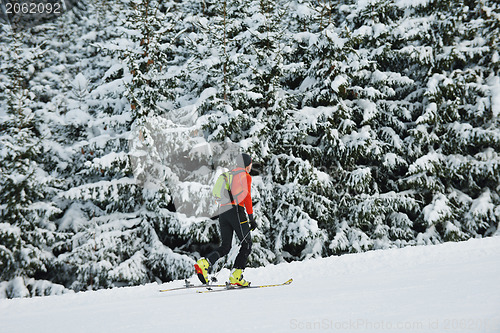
[223,172,234,204]
[227,169,246,204]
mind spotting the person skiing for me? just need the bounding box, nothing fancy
[195,153,257,286]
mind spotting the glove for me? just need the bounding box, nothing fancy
[249,214,257,231]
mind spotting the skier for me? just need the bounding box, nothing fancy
[195,153,257,286]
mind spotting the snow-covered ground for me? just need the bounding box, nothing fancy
[1,237,499,333]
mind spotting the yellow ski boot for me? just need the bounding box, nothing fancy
[229,269,251,287]
[194,258,210,284]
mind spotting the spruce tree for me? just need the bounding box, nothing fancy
[0,29,68,297]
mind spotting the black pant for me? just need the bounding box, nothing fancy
[207,205,252,270]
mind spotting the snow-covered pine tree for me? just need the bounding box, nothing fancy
[0,29,69,298]
[20,3,133,290]
[170,0,328,263]
[399,0,500,243]
[238,0,333,261]
[332,0,422,251]
[272,0,414,254]
[51,0,197,290]
[182,0,265,263]
[181,0,258,140]
[122,0,178,117]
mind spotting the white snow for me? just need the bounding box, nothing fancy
[1,237,499,333]
[356,0,431,9]
[423,193,452,225]
[71,73,89,94]
[358,99,377,123]
[331,75,348,93]
[394,0,431,8]
[489,75,500,119]
[470,189,495,218]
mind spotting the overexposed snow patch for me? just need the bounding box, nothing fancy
[64,109,91,126]
[470,189,495,218]
[488,75,500,119]
[293,106,335,129]
[423,193,452,225]
[394,0,430,8]
[103,64,124,81]
[358,99,377,123]
[331,75,347,93]
[72,73,88,94]
[408,151,442,173]
[298,76,317,91]
[416,102,437,124]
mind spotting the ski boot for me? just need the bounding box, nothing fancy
[194,258,210,284]
[229,269,250,287]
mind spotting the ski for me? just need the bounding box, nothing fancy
[159,279,227,292]
[196,278,293,294]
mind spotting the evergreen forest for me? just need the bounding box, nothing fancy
[0,0,499,298]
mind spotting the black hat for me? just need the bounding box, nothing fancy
[236,153,252,168]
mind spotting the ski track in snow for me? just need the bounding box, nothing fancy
[1,237,500,333]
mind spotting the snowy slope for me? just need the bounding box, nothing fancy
[1,237,499,333]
